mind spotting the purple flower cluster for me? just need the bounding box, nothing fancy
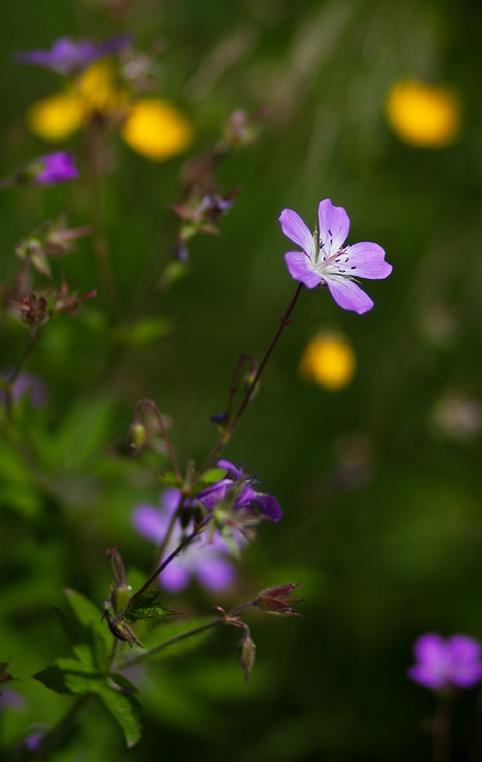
[409,633,482,691]
[34,152,78,185]
[197,459,282,523]
[16,35,131,76]
[279,198,392,314]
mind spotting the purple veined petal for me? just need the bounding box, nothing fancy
[253,493,282,522]
[217,459,243,480]
[318,199,350,256]
[160,562,191,592]
[279,209,316,257]
[195,556,236,591]
[447,635,482,688]
[326,276,374,314]
[284,252,321,289]
[343,242,393,280]
[132,505,167,543]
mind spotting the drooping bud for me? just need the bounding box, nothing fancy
[237,632,256,681]
[129,421,147,453]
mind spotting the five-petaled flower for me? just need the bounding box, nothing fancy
[409,633,482,691]
[279,199,392,314]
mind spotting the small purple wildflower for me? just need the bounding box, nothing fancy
[408,633,482,691]
[34,152,78,185]
[279,199,392,314]
[0,689,27,711]
[133,489,236,593]
[0,372,47,409]
[197,459,282,523]
[16,35,131,76]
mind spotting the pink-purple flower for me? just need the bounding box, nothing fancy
[279,199,392,314]
[133,489,236,593]
[409,633,482,691]
[16,35,131,76]
[34,152,78,185]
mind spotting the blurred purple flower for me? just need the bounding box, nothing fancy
[133,489,236,593]
[34,152,78,185]
[15,35,131,75]
[0,689,26,711]
[279,199,392,314]
[0,372,47,408]
[409,633,482,690]
[197,459,282,523]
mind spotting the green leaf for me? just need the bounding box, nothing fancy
[116,316,171,347]
[94,683,142,748]
[192,467,226,492]
[64,589,112,667]
[158,470,181,487]
[35,657,101,695]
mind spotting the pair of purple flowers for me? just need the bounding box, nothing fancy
[409,633,482,691]
[133,460,281,593]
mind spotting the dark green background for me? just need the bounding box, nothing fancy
[1,0,482,759]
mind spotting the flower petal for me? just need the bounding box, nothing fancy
[284,252,321,289]
[447,635,482,688]
[254,493,282,523]
[132,505,166,542]
[326,277,374,314]
[318,199,350,256]
[160,563,190,592]
[196,557,236,591]
[343,242,393,279]
[279,209,315,256]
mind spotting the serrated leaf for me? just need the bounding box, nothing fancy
[35,657,101,695]
[94,683,142,748]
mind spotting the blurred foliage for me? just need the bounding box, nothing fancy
[1,0,482,760]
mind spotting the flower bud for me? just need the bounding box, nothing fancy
[237,633,256,681]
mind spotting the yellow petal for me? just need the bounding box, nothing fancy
[385,80,461,148]
[75,60,128,115]
[27,93,83,142]
[299,333,356,391]
[121,98,192,161]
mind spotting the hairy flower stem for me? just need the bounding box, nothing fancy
[122,601,255,668]
[203,283,303,469]
[129,515,212,605]
[135,398,182,481]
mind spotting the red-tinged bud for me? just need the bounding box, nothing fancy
[255,583,303,616]
[17,293,48,328]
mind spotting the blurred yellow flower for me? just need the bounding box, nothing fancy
[28,93,83,142]
[27,64,191,162]
[299,333,356,391]
[121,99,192,161]
[385,80,460,148]
[75,60,128,115]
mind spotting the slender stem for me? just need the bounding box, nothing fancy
[129,515,211,604]
[203,283,303,469]
[433,694,452,762]
[135,398,182,481]
[467,683,482,762]
[122,600,256,668]
[122,620,220,667]
[3,330,39,419]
